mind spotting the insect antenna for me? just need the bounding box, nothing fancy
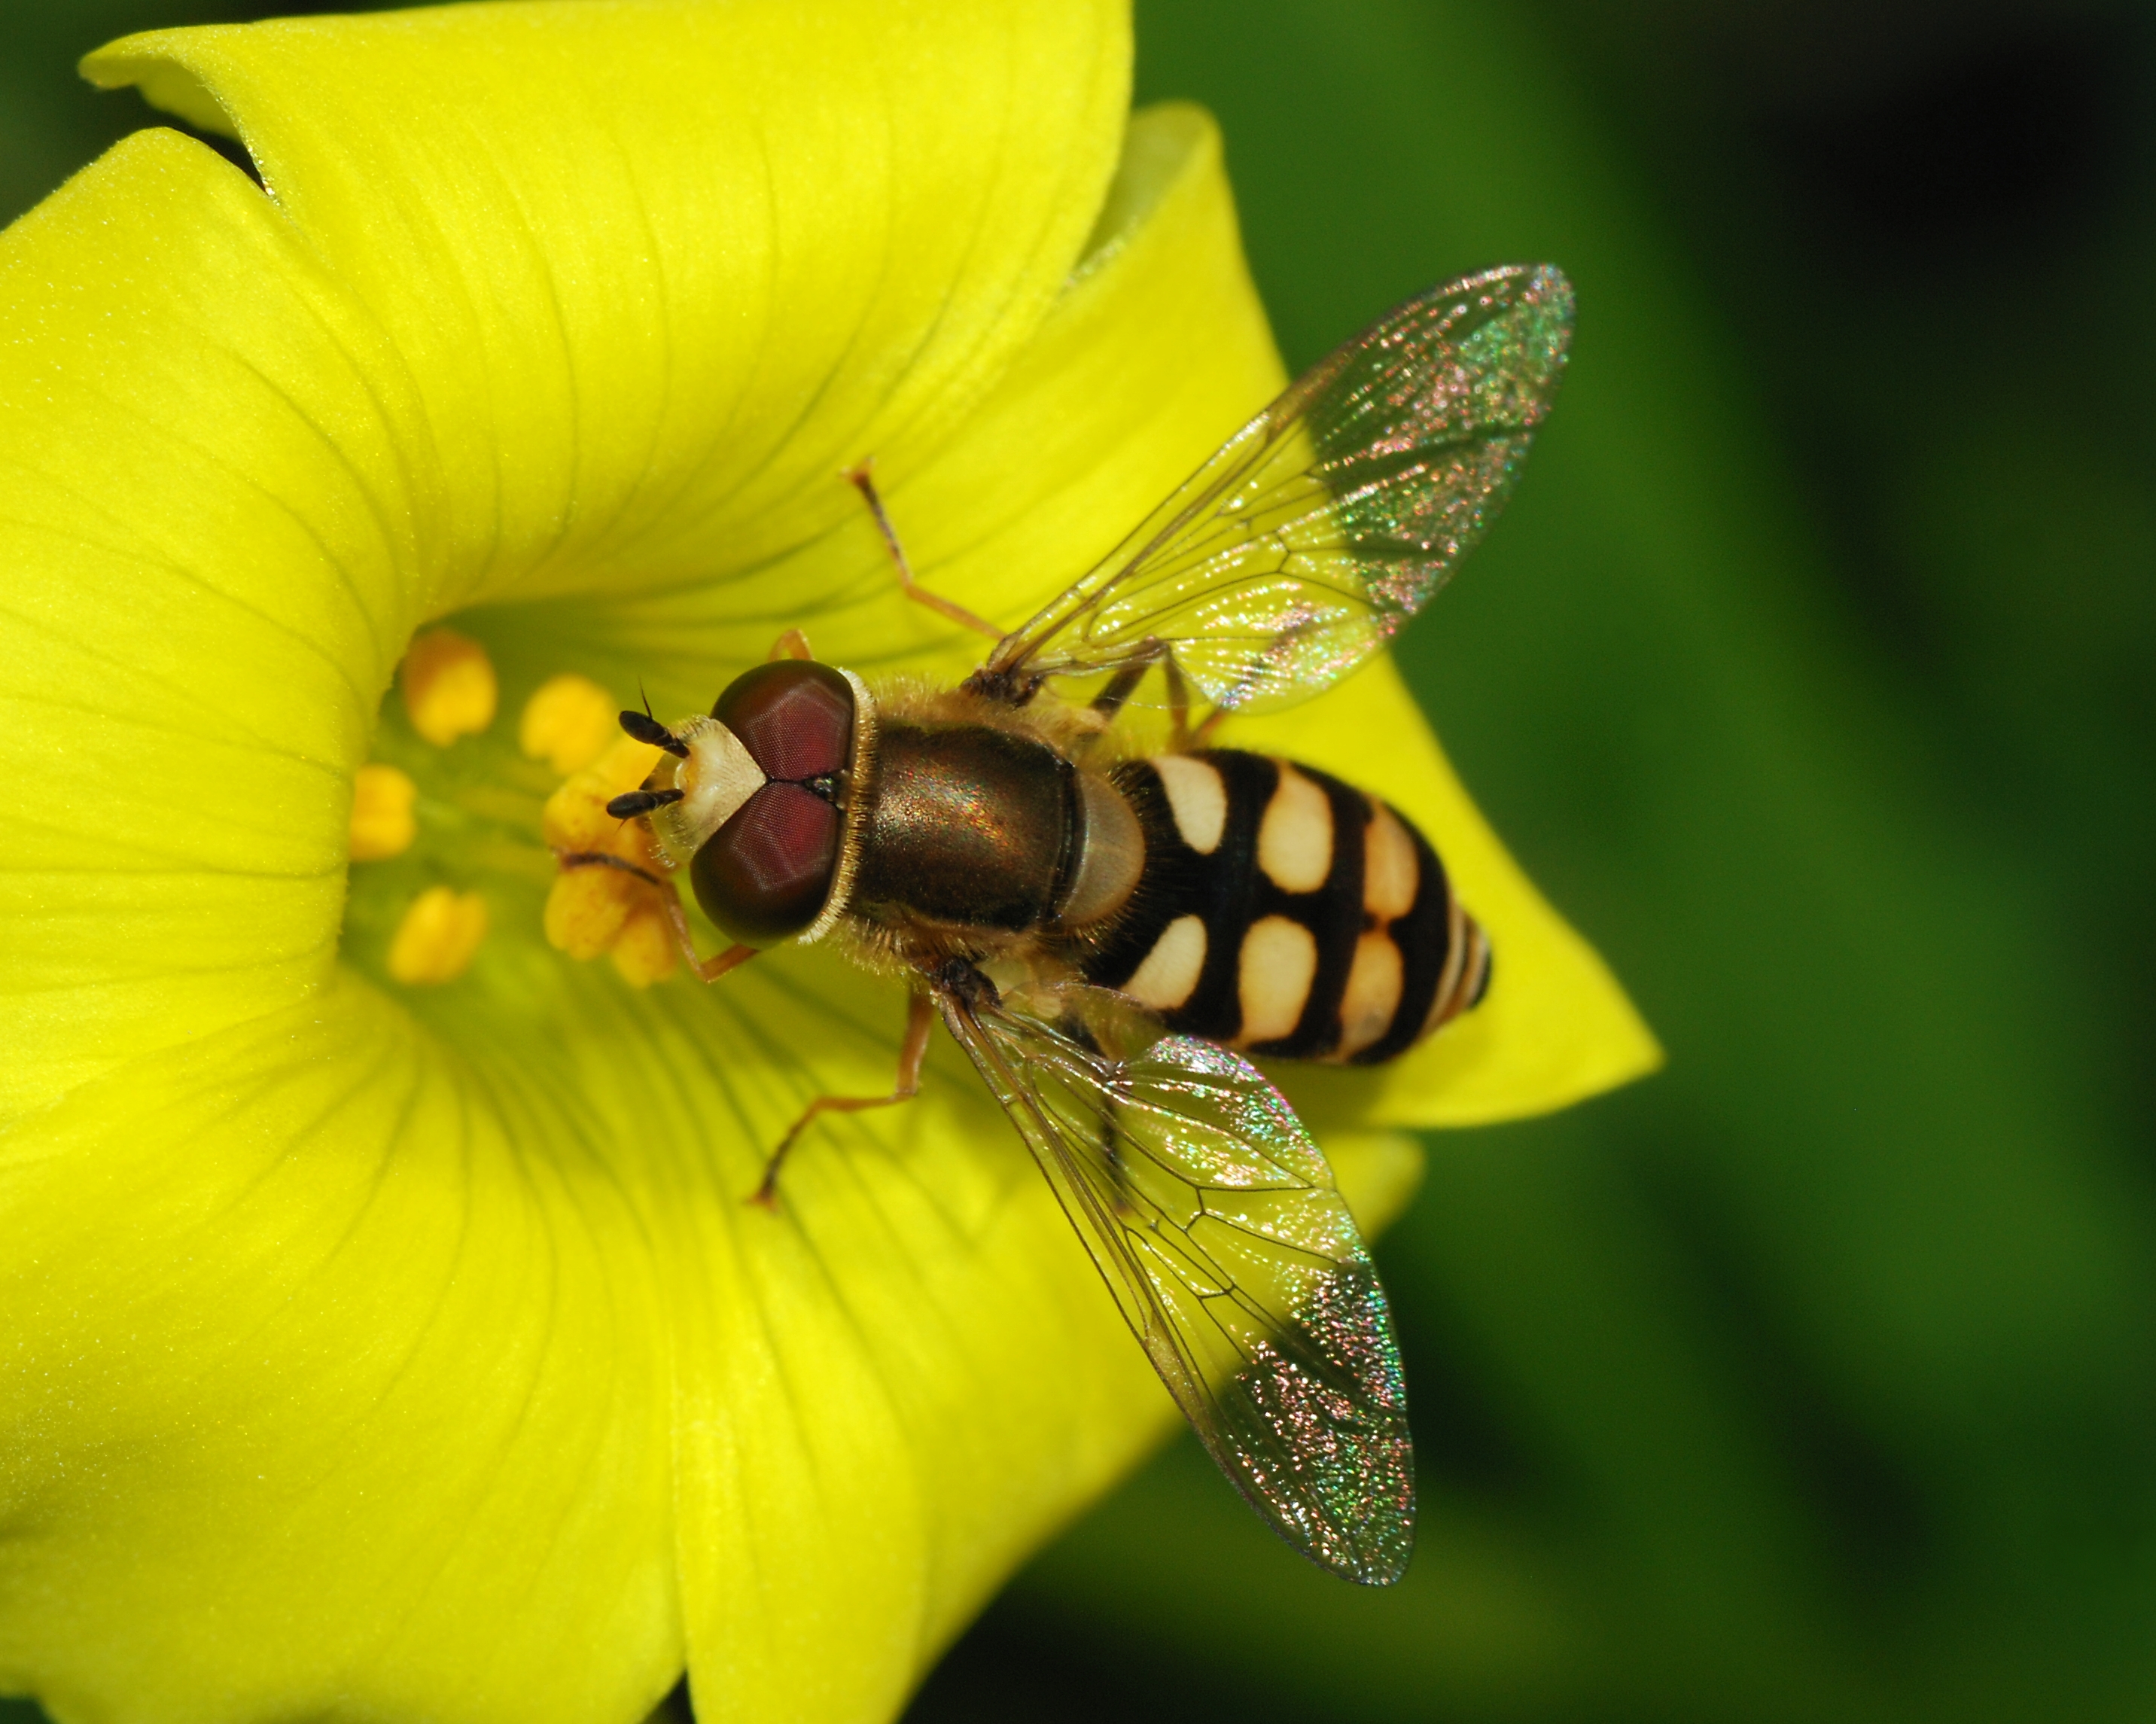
[619,708,690,757]
[605,787,685,819]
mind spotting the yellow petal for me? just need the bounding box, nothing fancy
[0,129,413,1123]
[0,979,679,1723]
[13,0,1126,1129]
[84,0,1132,614]
[900,102,1293,666]
[2,14,1653,1722]
[1322,1129,1428,1237]
[512,102,1284,700]
[563,945,1178,1724]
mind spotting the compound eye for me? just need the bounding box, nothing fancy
[712,660,853,781]
[689,781,840,945]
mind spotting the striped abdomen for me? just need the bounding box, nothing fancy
[1075,750,1490,1064]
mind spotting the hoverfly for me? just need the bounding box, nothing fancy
[570,264,1573,1585]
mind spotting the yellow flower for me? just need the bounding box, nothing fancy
[0,2,1657,1720]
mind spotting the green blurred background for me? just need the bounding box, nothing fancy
[6,0,2154,1719]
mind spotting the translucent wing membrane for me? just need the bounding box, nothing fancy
[937,979,1414,1583]
[982,263,1573,714]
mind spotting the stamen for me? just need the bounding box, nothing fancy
[387,885,489,984]
[520,672,617,775]
[401,628,498,748]
[349,763,417,860]
[346,653,692,993]
[611,901,680,986]
[544,867,635,959]
[541,735,665,853]
[538,726,681,983]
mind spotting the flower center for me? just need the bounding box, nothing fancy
[343,629,682,992]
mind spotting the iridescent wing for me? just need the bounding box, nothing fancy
[974,264,1571,716]
[935,974,1414,1583]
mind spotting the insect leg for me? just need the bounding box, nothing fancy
[845,460,1006,641]
[1067,638,1192,758]
[1079,638,1214,751]
[668,922,763,991]
[1182,613,1326,747]
[751,988,935,1208]
[654,887,758,983]
[556,850,757,982]
[1046,1002,1140,1217]
[1085,638,1165,726]
[556,849,669,889]
[1163,653,1195,750]
[766,628,814,661]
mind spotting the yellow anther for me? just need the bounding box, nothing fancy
[611,900,680,987]
[541,736,663,855]
[400,627,498,748]
[348,763,418,861]
[539,733,681,976]
[387,885,489,985]
[521,673,619,776]
[544,866,635,961]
